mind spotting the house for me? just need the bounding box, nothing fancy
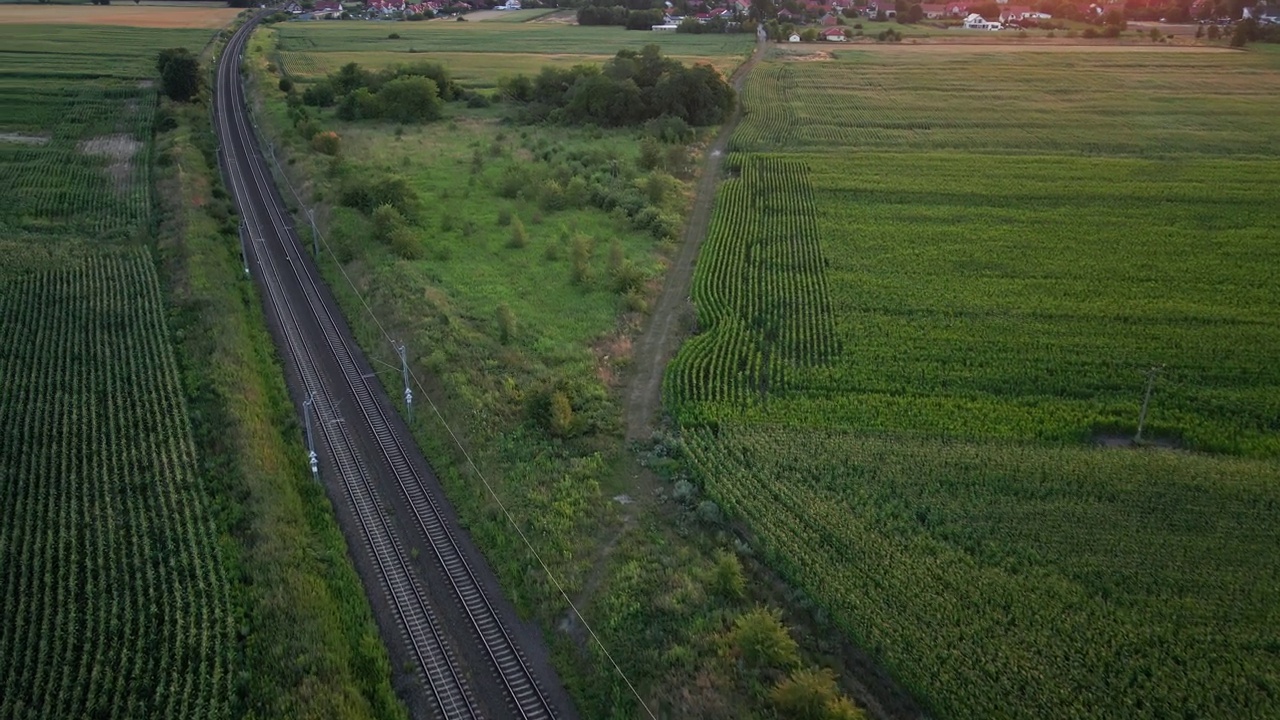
[819,26,848,40]
[963,12,1002,27]
[820,12,840,24]
[920,3,950,17]
[312,0,342,17]
[497,0,520,8]
[788,32,802,41]
[284,1,304,13]
[652,22,679,29]
[945,2,970,15]
[997,5,1033,21]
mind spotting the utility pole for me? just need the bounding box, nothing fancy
[308,207,319,260]
[1135,365,1163,443]
[239,220,249,276]
[303,392,319,481]
[397,343,413,424]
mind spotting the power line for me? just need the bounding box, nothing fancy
[249,103,655,719]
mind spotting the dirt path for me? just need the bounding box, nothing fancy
[624,34,766,441]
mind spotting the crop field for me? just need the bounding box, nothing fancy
[735,50,1280,155]
[0,246,231,720]
[670,48,1280,717]
[0,25,238,720]
[274,20,755,59]
[0,4,243,29]
[0,25,215,242]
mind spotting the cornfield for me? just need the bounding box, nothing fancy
[0,248,232,720]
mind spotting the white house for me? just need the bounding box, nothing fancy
[788,32,801,41]
[963,12,1002,28]
[819,26,848,40]
[652,23,679,30]
[498,0,521,9]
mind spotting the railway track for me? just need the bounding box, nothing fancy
[213,16,561,720]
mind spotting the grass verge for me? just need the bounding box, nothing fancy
[153,98,406,720]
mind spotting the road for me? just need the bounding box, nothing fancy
[212,15,574,720]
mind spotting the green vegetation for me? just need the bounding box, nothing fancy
[669,49,1280,718]
[0,247,232,720]
[497,45,735,127]
[273,20,755,56]
[0,23,403,720]
[155,100,406,720]
[0,28,231,720]
[245,20,871,718]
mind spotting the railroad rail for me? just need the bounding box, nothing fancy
[213,15,560,720]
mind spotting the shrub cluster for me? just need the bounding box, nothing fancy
[302,61,461,123]
[498,45,734,128]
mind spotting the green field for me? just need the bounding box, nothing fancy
[268,20,753,89]
[246,21,876,718]
[273,19,755,57]
[670,48,1280,717]
[0,23,402,720]
[0,25,214,242]
[0,247,231,720]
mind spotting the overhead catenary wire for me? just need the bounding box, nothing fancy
[244,74,657,720]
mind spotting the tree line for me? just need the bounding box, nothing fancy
[497,45,735,128]
[299,61,463,123]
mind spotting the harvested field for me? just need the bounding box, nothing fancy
[0,5,242,28]
[847,38,1238,51]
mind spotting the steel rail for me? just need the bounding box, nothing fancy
[214,14,560,720]
[214,18,478,720]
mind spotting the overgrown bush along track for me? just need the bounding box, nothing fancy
[0,247,232,720]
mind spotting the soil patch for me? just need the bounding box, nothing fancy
[0,132,50,145]
[78,134,142,190]
[782,50,835,61]
[1094,432,1181,450]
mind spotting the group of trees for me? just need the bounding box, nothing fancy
[300,61,461,123]
[498,45,735,127]
[156,48,201,103]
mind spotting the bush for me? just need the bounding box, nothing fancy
[496,303,517,344]
[311,130,341,156]
[388,32,401,39]
[508,217,528,248]
[732,607,800,671]
[278,77,293,93]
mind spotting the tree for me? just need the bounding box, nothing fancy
[378,76,442,123]
[1207,23,1220,40]
[156,48,200,102]
[904,2,924,23]
[750,0,776,22]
